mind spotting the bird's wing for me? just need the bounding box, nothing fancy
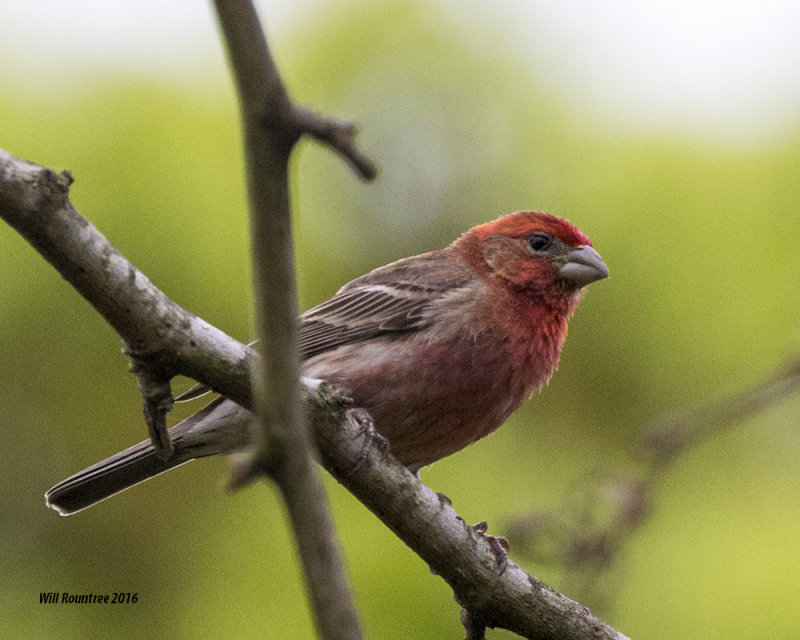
[176,248,474,401]
[298,248,473,360]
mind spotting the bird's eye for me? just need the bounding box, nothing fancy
[527,234,552,252]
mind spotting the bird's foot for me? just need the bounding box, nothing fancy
[346,407,390,474]
[472,521,510,574]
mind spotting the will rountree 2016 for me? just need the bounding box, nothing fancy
[40,592,138,604]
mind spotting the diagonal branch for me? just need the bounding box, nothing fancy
[0,147,628,640]
[638,358,800,466]
[0,150,254,408]
[504,359,800,612]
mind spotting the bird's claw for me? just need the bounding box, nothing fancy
[472,521,511,574]
[346,407,390,475]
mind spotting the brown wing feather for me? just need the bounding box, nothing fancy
[298,247,472,359]
[179,247,474,397]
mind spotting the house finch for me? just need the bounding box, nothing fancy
[45,211,608,515]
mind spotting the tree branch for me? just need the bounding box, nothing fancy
[292,106,378,180]
[0,147,628,639]
[505,358,800,612]
[212,1,363,638]
[0,150,254,408]
[638,358,800,466]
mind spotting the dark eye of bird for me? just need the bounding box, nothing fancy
[527,234,551,252]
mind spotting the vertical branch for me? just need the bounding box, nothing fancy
[213,0,299,466]
[212,1,363,639]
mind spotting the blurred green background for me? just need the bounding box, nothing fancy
[2,2,799,638]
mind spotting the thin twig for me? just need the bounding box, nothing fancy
[506,358,800,612]
[639,358,800,466]
[132,363,175,459]
[292,106,378,180]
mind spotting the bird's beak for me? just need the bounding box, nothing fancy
[558,246,609,288]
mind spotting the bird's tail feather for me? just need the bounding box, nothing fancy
[45,397,232,516]
[44,438,193,516]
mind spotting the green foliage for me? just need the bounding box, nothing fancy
[2,1,799,638]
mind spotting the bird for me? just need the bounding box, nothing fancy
[45,211,608,515]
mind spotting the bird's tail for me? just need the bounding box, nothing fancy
[45,397,250,515]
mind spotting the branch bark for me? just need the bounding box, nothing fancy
[0,147,628,640]
[212,1,363,639]
[0,151,254,407]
